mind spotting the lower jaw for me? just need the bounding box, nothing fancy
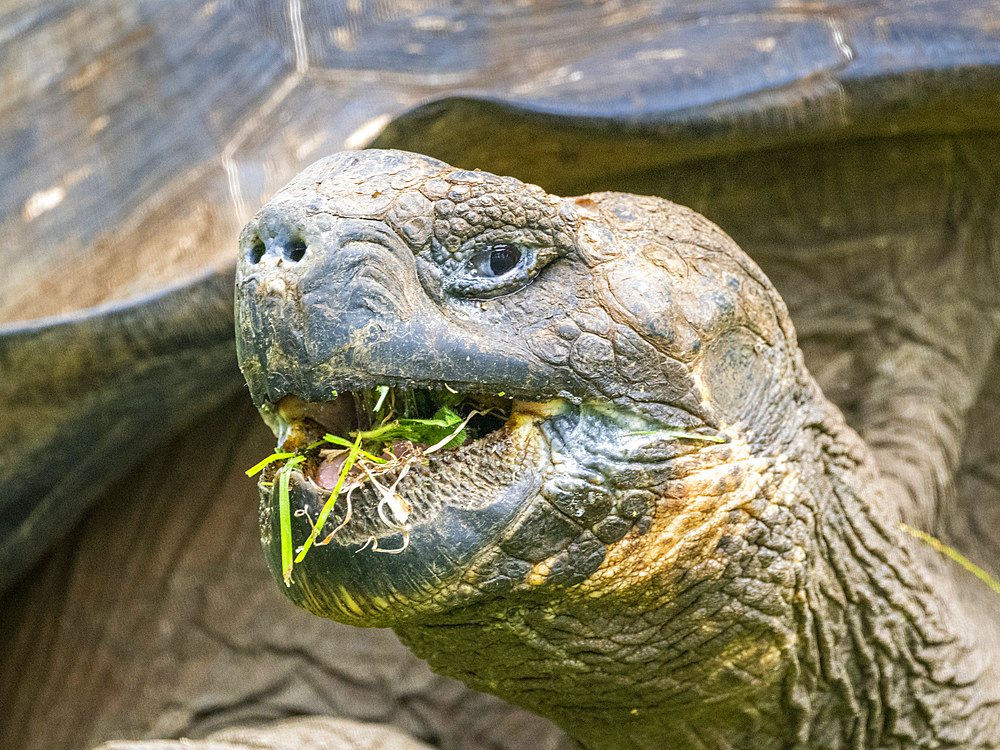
[258,407,554,626]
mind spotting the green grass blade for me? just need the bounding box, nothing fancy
[245,452,295,476]
[898,522,1000,595]
[322,434,386,463]
[323,434,355,449]
[356,406,464,447]
[277,456,306,586]
[295,433,363,564]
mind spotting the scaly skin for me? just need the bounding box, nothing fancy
[235,150,1000,749]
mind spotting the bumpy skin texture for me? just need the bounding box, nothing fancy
[236,150,1000,749]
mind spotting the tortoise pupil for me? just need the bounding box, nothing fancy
[489,244,520,276]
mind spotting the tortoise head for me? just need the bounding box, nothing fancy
[233,149,954,746]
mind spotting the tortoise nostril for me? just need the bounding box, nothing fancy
[284,237,307,262]
[248,237,265,264]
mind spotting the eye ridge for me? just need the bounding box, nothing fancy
[487,243,521,276]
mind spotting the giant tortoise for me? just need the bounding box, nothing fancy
[2,1,1000,749]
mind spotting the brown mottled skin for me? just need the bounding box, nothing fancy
[228,150,1000,749]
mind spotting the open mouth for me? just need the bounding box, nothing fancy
[275,386,517,460]
[267,385,544,499]
[253,383,564,587]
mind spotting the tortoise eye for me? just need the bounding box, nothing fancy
[450,242,542,298]
[471,243,522,278]
[488,243,521,276]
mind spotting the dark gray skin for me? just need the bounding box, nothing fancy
[235,149,1000,749]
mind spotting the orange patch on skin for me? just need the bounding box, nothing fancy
[527,555,560,586]
[570,433,767,603]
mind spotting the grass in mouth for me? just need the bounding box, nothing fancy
[247,386,478,586]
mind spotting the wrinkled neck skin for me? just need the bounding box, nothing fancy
[396,376,1000,749]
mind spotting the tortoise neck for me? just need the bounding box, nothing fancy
[789,396,1000,748]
